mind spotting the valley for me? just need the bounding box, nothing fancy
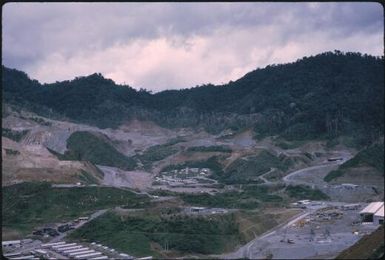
[2,52,384,259]
[2,104,384,259]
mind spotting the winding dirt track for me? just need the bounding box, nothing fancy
[221,151,353,259]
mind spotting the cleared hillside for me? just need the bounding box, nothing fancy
[52,131,137,170]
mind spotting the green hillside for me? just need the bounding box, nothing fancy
[69,210,241,256]
[58,131,137,170]
[2,182,150,234]
[221,151,292,184]
[324,143,384,182]
[3,51,383,145]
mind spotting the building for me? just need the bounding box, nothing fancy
[360,201,384,223]
[2,240,21,249]
[373,204,384,225]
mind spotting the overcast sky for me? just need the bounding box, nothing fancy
[2,2,383,92]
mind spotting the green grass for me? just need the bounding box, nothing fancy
[78,170,100,184]
[285,185,329,200]
[136,143,179,169]
[59,131,137,170]
[2,182,150,234]
[341,143,384,172]
[2,128,29,142]
[221,151,291,184]
[324,143,384,182]
[323,169,344,182]
[181,192,259,209]
[180,185,283,209]
[69,210,241,256]
[186,145,232,153]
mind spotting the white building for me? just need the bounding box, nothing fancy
[360,201,384,223]
[74,252,102,259]
[373,204,384,225]
[2,240,21,249]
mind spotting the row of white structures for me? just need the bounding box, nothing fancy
[42,242,107,259]
[360,201,384,225]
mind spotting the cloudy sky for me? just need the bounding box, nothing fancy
[2,2,383,92]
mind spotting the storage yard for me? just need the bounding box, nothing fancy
[3,241,151,259]
[224,201,384,259]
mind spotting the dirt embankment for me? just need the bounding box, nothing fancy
[97,165,152,190]
[2,136,103,186]
[337,225,384,259]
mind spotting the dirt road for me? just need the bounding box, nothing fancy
[283,152,352,187]
[222,151,356,259]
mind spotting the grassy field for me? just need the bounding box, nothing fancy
[135,141,179,169]
[324,143,384,182]
[78,170,100,184]
[235,209,301,242]
[285,185,329,200]
[69,210,241,257]
[221,151,292,184]
[56,131,137,170]
[2,182,150,235]
[180,185,283,209]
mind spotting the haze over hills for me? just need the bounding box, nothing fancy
[3,50,384,146]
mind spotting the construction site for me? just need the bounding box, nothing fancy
[228,201,383,259]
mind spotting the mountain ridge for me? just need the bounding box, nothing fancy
[3,50,384,147]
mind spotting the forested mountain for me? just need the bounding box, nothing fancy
[2,51,384,146]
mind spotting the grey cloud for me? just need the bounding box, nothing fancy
[2,2,383,90]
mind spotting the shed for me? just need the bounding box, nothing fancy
[360,202,384,222]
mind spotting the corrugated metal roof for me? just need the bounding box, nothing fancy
[374,205,384,217]
[360,202,384,214]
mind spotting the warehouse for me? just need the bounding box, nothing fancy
[62,247,89,256]
[360,202,384,223]
[57,245,83,253]
[74,252,102,259]
[41,241,65,248]
[373,204,384,225]
[68,249,96,257]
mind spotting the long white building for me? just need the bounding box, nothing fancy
[360,201,384,224]
[373,204,384,225]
